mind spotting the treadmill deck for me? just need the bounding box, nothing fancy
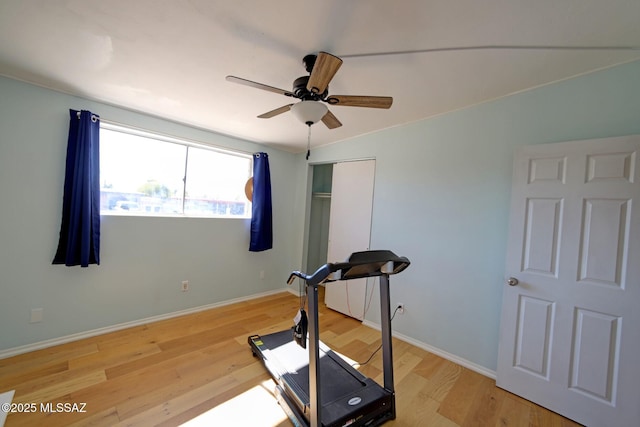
[249,330,394,427]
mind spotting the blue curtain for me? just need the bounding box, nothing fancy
[52,110,101,267]
[249,152,273,252]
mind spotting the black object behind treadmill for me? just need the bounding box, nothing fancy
[292,308,308,349]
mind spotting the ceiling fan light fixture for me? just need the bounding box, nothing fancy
[290,100,327,125]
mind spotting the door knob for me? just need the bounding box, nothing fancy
[507,277,519,286]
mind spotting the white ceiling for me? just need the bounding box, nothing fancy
[1,0,639,152]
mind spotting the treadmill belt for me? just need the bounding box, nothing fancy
[258,330,365,406]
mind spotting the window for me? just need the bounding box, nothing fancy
[100,124,252,218]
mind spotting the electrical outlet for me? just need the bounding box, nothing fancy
[30,308,43,323]
[181,280,189,292]
[397,303,405,315]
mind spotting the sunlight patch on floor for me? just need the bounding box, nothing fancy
[333,349,360,369]
[180,380,287,426]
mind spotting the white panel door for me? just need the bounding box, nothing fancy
[325,160,375,320]
[497,135,640,426]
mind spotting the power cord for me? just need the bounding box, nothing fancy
[297,278,401,367]
[352,305,401,367]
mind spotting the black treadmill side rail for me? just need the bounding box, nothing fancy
[379,274,395,411]
[308,282,321,427]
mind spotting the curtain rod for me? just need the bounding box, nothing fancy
[75,111,256,156]
[76,110,99,123]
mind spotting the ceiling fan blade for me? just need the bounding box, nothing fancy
[321,110,342,129]
[226,75,294,97]
[258,104,293,118]
[326,95,393,109]
[306,52,343,94]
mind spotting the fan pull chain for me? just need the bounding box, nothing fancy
[306,124,311,160]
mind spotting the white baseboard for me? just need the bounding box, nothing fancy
[2,289,496,381]
[0,288,288,361]
[362,319,496,380]
[285,286,302,296]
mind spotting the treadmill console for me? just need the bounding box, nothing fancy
[288,250,410,287]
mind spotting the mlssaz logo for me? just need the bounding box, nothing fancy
[40,402,87,413]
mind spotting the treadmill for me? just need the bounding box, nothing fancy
[248,250,410,427]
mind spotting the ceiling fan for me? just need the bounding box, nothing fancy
[226,51,392,130]
[226,44,640,130]
[226,45,639,158]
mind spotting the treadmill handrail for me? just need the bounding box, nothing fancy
[291,250,411,287]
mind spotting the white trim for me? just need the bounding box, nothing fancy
[362,319,496,379]
[285,286,302,296]
[100,121,254,158]
[0,289,288,361]
[1,288,497,380]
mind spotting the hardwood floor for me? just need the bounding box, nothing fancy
[0,290,581,426]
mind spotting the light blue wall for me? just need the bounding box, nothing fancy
[293,60,640,371]
[2,60,639,370]
[0,76,298,351]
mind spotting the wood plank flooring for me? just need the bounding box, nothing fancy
[0,290,582,426]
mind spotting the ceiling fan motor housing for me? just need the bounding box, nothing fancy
[293,76,327,101]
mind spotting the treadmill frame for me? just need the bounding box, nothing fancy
[249,250,410,427]
[308,273,396,427]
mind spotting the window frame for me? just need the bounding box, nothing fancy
[99,122,253,219]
